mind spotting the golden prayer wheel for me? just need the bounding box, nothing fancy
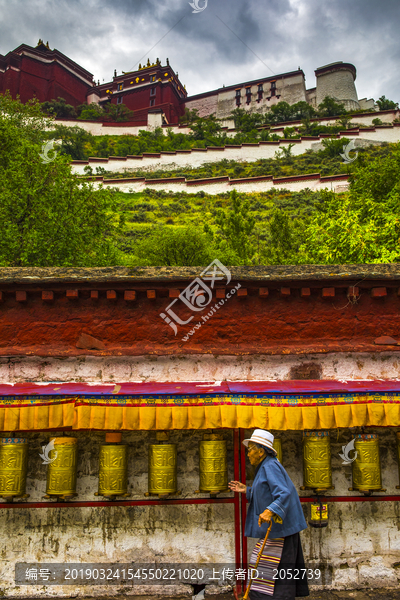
[397,432,400,489]
[98,444,128,498]
[309,501,329,528]
[0,438,29,500]
[45,437,78,499]
[302,431,333,491]
[273,438,282,463]
[148,444,177,496]
[351,433,383,493]
[199,440,228,494]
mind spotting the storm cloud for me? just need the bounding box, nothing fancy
[0,0,399,102]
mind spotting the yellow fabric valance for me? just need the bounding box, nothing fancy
[0,393,399,431]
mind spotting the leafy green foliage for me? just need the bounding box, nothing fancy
[210,190,256,263]
[264,101,317,125]
[264,210,308,265]
[302,143,400,263]
[41,97,77,118]
[0,93,121,266]
[77,103,105,120]
[77,102,134,122]
[190,114,224,142]
[179,108,200,124]
[231,108,264,132]
[134,226,215,266]
[317,96,347,117]
[376,96,399,111]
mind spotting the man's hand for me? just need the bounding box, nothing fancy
[258,509,274,527]
[228,480,246,493]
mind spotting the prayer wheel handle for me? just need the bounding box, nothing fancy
[243,520,273,600]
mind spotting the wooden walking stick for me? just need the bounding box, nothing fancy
[242,520,273,600]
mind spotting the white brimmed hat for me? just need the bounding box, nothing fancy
[242,429,277,454]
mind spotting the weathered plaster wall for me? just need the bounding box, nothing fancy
[184,94,219,119]
[0,429,235,598]
[96,174,348,195]
[316,68,359,111]
[0,427,399,597]
[1,352,400,384]
[185,73,307,121]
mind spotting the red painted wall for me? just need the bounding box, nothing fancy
[0,277,399,357]
[0,47,93,107]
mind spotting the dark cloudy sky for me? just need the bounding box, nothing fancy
[1,0,399,102]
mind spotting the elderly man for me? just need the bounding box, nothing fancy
[229,429,309,600]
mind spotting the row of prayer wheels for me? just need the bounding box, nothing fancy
[0,435,230,500]
[301,431,389,494]
[0,432,399,500]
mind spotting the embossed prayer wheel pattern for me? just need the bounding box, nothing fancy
[0,439,28,498]
[273,439,282,463]
[199,441,228,493]
[99,444,128,496]
[352,434,381,491]
[46,438,77,496]
[148,444,177,495]
[303,431,332,490]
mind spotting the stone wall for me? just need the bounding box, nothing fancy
[71,124,400,178]
[316,67,359,111]
[0,420,399,596]
[183,94,219,118]
[2,351,400,385]
[0,428,235,598]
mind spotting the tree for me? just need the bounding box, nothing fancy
[302,144,400,263]
[179,108,200,124]
[134,226,214,266]
[214,189,255,263]
[0,92,121,266]
[321,137,351,158]
[291,101,317,121]
[190,114,224,143]
[264,209,308,264]
[376,96,399,111]
[317,96,347,117]
[53,124,93,160]
[41,97,77,118]
[231,108,264,133]
[77,102,105,121]
[103,102,134,122]
[265,102,294,124]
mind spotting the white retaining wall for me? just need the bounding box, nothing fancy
[71,126,400,177]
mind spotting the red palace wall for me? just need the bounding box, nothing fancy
[109,83,185,124]
[1,45,186,122]
[2,55,90,106]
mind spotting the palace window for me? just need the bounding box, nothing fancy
[150,74,156,82]
[246,87,252,104]
[150,87,156,96]
[117,83,123,91]
[117,96,123,104]
[271,81,276,96]
[235,89,241,106]
[257,84,263,101]
[149,98,155,106]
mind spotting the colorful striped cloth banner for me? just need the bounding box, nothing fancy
[249,536,284,596]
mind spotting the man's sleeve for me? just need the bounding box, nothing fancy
[246,485,252,501]
[263,462,291,521]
